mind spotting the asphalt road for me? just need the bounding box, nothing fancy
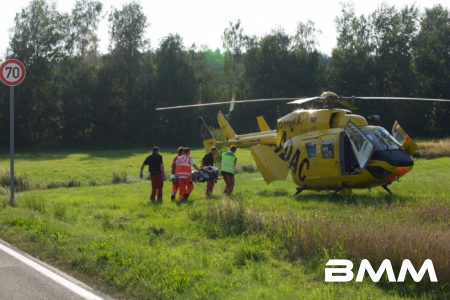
[0,239,109,300]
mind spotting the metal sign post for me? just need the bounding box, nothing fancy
[10,86,15,206]
[0,59,26,206]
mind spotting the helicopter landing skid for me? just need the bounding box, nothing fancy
[333,183,353,195]
[382,185,393,194]
[294,186,307,196]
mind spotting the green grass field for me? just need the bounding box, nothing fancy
[0,148,448,299]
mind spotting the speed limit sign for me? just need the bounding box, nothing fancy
[2,59,26,206]
[0,59,26,87]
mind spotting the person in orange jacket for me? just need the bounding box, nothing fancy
[170,146,184,201]
[175,147,199,202]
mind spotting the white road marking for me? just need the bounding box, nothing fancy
[0,241,103,300]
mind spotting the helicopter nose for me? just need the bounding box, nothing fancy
[384,166,413,184]
[366,149,414,181]
[371,149,414,167]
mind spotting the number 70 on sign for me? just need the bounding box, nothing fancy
[0,59,26,87]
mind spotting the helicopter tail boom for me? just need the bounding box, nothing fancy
[216,112,288,183]
[217,112,277,147]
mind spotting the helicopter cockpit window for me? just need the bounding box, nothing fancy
[362,128,401,151]
[322,140,334,159]
[306,143,316,158]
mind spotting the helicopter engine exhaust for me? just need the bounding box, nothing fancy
[367,115,381,125]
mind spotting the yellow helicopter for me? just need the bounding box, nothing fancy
[157,91,450,195]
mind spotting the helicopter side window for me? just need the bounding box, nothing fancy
[322,140,334,159]
[306,143,316,158]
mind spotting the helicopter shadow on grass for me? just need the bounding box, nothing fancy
[255,188,411,206]
[256,189,292,198]
[293,190,410,207]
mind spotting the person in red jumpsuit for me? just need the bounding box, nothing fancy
[175,147,199,202]
[170,146,184,201]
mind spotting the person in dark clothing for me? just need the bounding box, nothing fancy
[201,147,217,197]
[140,146,165,202]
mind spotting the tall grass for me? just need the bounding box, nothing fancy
[191,199,448,293]
[415,139,450,158]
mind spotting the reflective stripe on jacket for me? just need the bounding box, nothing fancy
[221,152,236,174]
[175,154,192,178]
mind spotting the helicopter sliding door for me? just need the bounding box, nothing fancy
[344,121,374,169]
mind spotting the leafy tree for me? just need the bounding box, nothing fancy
[92,1,149,143]
[245,30,299,97]
[154,34,198,144]
[369,4,423,134]
[222,20,253,97]
[108,1,148,58]
[292,20,321,53]
[65,0,103,58]
[59,58,99,145]
[55,0,103,145]
[7,0,66,65]
[6,0,67,145]
[189,47,226,102]
[291,20,322,96]
[413,5,450,135]
[328,3,375,96]
[370,4,419,95]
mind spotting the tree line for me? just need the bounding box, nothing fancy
[0,0,449,149]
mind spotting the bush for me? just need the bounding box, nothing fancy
[46,178,81,189]
[190,198,247,237]
[238,164,257,173]
[0,168,32,191]
[112,171,128,184]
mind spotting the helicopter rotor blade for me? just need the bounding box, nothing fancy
[345,96,450,102]
[155,93,450,111]
[287,97,320,105]
[155,97,297,111]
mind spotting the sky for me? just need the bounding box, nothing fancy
[1,0,449,58]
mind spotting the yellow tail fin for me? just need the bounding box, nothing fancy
[217,112,237,139]
[251,145,289,183]
[257,116,271,131]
